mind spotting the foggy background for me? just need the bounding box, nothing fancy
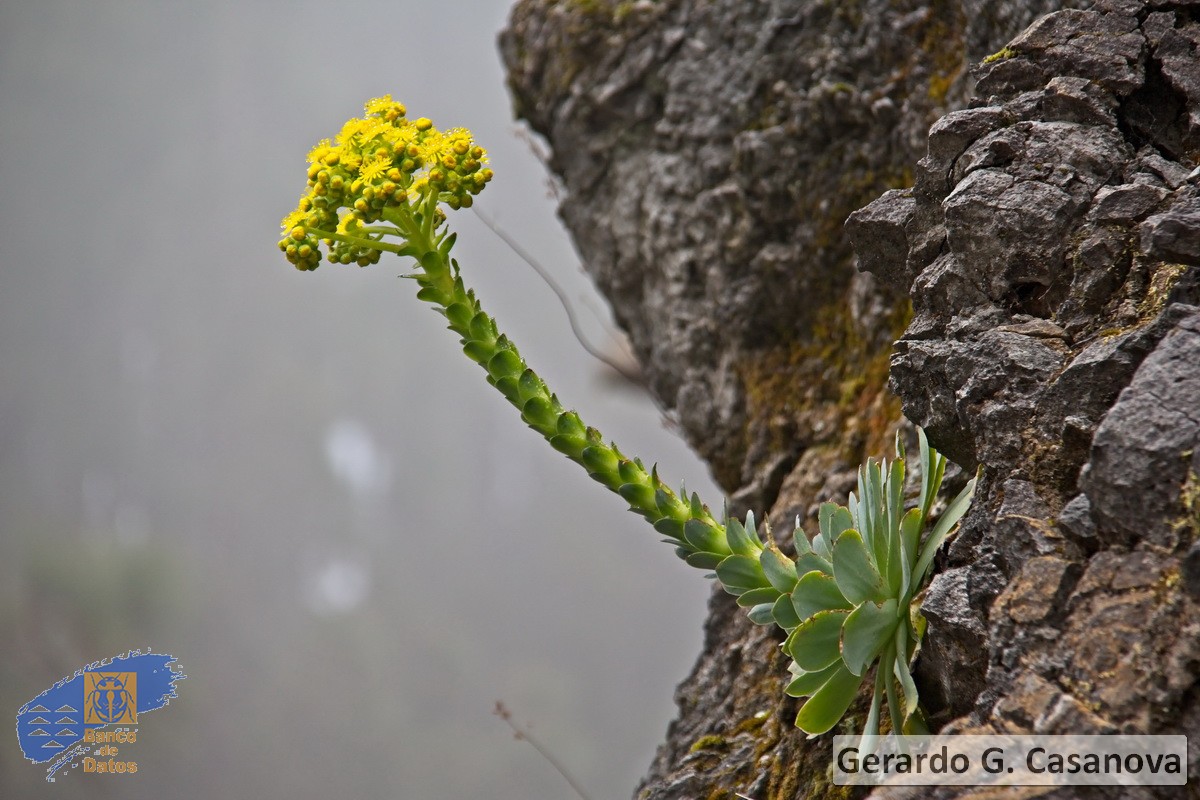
[0,2,721,797]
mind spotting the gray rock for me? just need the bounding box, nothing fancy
[1139,197,1200,264]
[1083,309,1200,548]
[1088,182,1169,222]
[1057,492,1097,547]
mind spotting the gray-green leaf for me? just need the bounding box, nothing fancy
[841,598,900,676]
[793,664,865,735]
[832,529,886,605]
[786,609,849,672]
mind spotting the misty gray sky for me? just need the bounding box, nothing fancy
[0,2,722,798]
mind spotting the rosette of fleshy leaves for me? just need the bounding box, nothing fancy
[711,430,975,740]
[278,95,493,271]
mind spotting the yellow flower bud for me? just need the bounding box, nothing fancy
[415,118,432,131]
[290,226,306,241]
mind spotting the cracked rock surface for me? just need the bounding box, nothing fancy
[504,0,1199,797]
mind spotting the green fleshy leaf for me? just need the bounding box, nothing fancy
[861,665,886,748]
[865,459,884,561]
[520,396,555,430]
[743,511,764,549]
[415,285,440,304]
[812,532,833,561]
[885,460,906,595]
[735,586,782,607]
[653,517,685,540]
[794,663,865,735]
[496,376,523,404]
[437,231,457,257]
[783,662,841,697]
[548,434,583,458]
[772,594,801,629]
[518,369,543,403]
[726,515,762,557]
[556,411,585,439]
[832,529,886,605]
[684,519,729,555]
[898,507,922,600]
[913,472,977,585]
[917,427,945,524]
[793,517,814,555]
[786,609,849,672]
[462,340,492,364]
[818,505,853,556]
[618,481,657,512]
[445,302,474,331]
[468,311,494,342]
[886,459,905,538]
[649,465,665,489]
[747,603,776,626]
[841,598,900,676]
[791,570,851,620]
[893,622,919,719]
[617,459,641,484]
[581,445,618,477]
[685,551,724,570]
[655,489,682,519]
[818,503,839,540]
[419,250,440,272]
[714,554,771,592]
[884,642,903,738]
[795,550,833,577]
[760,546,798,593]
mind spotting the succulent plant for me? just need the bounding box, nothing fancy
[278,98,976,739]
[712,431,975,737]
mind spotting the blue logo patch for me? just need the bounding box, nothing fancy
[15,651,184,781]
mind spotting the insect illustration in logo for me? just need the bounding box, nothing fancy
[86,675,134,723]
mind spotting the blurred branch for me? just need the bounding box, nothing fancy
[493,701,594,800]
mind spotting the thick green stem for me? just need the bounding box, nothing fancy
[400,230,728,563]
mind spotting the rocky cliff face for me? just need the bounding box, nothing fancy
[848,0,1200,791]
[502,1,1199,797]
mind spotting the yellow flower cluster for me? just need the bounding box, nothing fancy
[279,96,493,270]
